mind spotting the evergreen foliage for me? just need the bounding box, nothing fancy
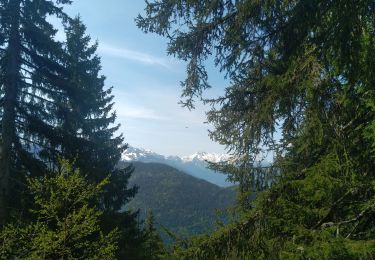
[0,0,72,224]
[0,0,137,232]
[0,160,119,259]
[0,1,144,258]
[58,17,136,213]
[138,0,375,258]
[142,210,166,259]
[56,17,144,259]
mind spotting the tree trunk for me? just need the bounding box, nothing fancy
[0,0,21,225]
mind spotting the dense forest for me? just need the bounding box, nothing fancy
[0,0,374,259]
[125,161,236,241]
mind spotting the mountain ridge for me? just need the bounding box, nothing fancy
[122,147,233,187]
[122,161,236,241]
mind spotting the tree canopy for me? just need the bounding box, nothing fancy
[0,0,72,223]
[138,0,375,258]
[0,160,119,259]
[0,1,149,258]
[0,0,136,224]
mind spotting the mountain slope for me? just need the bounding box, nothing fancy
[123,162,236,239]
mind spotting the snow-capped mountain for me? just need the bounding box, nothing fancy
[182,151,231,163]
[122,147,165,162]
[122,147,233,187]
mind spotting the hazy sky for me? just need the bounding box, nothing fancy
[63,1,228,157]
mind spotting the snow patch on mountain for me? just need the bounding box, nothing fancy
[122,147,163,161]
[122,147,233,187]
[182,151,231,163]
[122,147,230,164]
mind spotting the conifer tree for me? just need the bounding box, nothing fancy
[56,17,143,259]
[57,17,137,212]
[142,210,165,259]
[0,1,136,226]
[0,160,119,259]
[0,2,145,257]
[138,0,375,257]
[0,0,72,224]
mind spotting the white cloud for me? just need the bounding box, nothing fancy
[98,43,172,69]
[53,33,170,68]
[116,103,167,121]
[114,88,207,125]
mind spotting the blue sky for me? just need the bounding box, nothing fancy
[63,1,228,156]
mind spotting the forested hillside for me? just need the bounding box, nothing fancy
[125,162,236,238]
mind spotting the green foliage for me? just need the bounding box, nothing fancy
[0,3,143,257]
[0,160,119,259]
[50,16,137,213]
[57,18,145,259]
[0,0,136,225]
[0,0,73,223]
[138,0,375,258]
[142,210,166,259]
[126,162,236,240]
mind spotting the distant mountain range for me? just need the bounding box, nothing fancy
[122,147,234,187]
[121,161,236,241]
